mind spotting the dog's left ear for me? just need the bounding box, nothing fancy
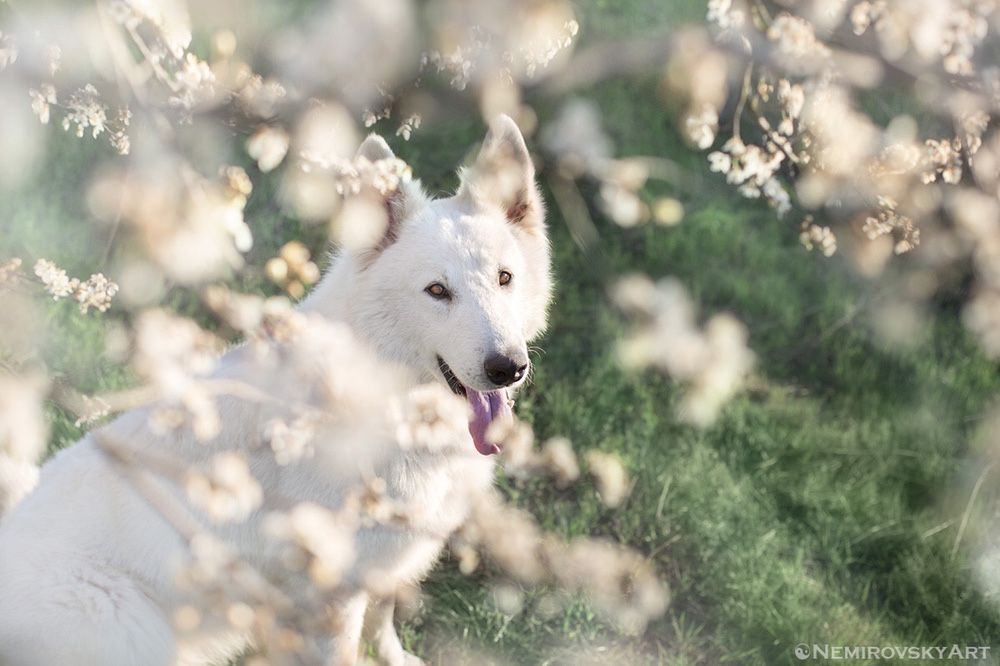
[349,134,425,260]
[460,115,545,235]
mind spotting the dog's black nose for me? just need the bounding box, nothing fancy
[484,354,528,387]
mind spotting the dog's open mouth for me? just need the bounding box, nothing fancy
[437,355,510,456]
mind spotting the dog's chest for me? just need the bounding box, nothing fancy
[349,451,494,585]
[385,451,493,533]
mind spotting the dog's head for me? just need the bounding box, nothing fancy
[312,116,552,455]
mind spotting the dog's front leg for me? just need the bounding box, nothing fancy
[326,592,369,666]
[363,596,425,666]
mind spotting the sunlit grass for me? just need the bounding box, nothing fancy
[2,0,998,663]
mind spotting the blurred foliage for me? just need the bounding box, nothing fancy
[2,0,999,663]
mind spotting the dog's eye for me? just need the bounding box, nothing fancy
[425,282,450,300]
[498,270,513,287]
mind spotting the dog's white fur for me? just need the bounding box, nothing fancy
[0,115,551,666]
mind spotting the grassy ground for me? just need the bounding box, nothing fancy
[3,1,1000,664]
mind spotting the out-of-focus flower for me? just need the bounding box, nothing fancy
[108,0,217,112]
[600,182,647,227]
[73,273,119,313]
[800,216,838,256]
[362,105,391,129]
[172,532,246,607]
[33,259,76,299]
[665,30,729,114]
[959,111,989,156]
[264,416,316,466]
[707,0,746,31]
[851,0,992,75]
[32,259,119,313]
[108,107,131,156]
[424,0,578,89]
[862,196,920,254]
[777,79,804,136]
[62,84,107,139]
[850,1,881,36]
[88,165,253,285]
[134,310,220,389]
[247,127,290,173]
[185,452,263,523]
[596,158,651,227]
[0,32,16,71]
[543,537,669,633]
[923,138,963,185]
[614,275,754,426]
[709,134,791,216]
[28,85,56,125]
[134,309,222,439]
[493,417,535,476]
[802,84,879,178]
[112,0,192,58]
[965,288,1000,358]
[0,373,48,513]
[27,79,129,153]
[461,497,547,584]
[708,150,731,174]
[684,103,718,149]
[762,177,791,216]
[285,106,415,226]
[767,13,831,72]
[71,394,111,429]
[0,373,48,462]
[395,114,421,141]
[266,241,320,300]
[173,53,216,108]
[540,437,580,488]
[263,502,357,589]
[584,450,629,508]
[542,98,613,176]
[0,258,22,284]
[870,141,923,178]
[652,198,684,226]
[46,45,60,77]
[494,420,583,488]
[236,76,287,119]
[459,496,669,632]
[391,384,468,452]
[298,149,411,199]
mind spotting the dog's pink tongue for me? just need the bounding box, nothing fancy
[466,389,510,455]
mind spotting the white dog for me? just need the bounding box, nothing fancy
[0,115,551,666]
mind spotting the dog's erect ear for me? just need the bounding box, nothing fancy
[347,134,424,260]
[460,115,545,234]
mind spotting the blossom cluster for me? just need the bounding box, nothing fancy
[33,259,119,313]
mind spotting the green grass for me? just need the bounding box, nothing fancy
[3,1,1000,664]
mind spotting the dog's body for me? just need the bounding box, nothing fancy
[0,116,551,666]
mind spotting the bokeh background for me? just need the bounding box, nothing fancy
[2,0,999,664]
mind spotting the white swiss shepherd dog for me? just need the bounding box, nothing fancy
[0,115,552,665]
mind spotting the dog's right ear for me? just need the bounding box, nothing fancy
[349,134,424,260]
[459,115,545,236]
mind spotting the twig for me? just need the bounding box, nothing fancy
[733,64,754,143]
[547,173,600,251]
[951,461,995,562]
